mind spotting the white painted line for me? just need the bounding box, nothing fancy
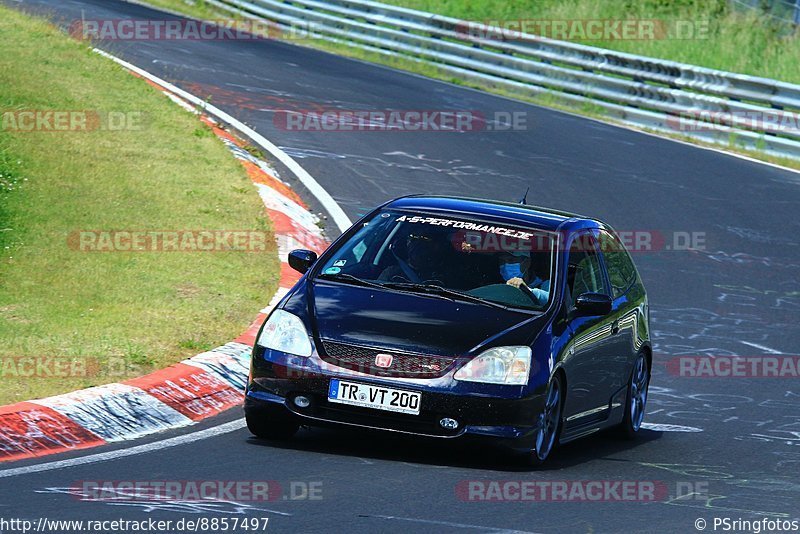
[93,48,353,233]
[0,419,246,479]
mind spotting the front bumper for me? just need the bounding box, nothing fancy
[246,347,546,446]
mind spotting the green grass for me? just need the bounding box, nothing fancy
[388,0,800,85]
[0,5,280,404]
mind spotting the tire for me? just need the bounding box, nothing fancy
[617,352,649,439]
[246,412,299,440]
[520,374,563,467]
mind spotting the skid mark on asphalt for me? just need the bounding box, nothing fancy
[739,340,786,354]
[640,462,799,518]
[646,386,800,448]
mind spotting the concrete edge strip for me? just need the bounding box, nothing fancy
[0,53,343,463]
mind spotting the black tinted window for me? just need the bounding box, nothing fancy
[598,230,637,298]
[567,234,607,303]
[317,210,556,310]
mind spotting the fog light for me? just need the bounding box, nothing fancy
[439,417,458,430]
[294,395,311,408]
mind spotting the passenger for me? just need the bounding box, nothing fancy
[498,251,550,306]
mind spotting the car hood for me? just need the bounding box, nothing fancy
[285,280,541,356]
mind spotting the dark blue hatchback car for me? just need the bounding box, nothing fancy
[245,196,652,465]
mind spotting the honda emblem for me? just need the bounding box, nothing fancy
[375,353,393,368]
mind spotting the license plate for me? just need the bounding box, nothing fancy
[327,379,421,415]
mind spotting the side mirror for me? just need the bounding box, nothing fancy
[288,249,318,274]
[574,292,612,316]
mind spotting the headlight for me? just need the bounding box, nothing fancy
[454,346,532,385]
[256,309,313,357]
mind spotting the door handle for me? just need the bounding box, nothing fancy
[611,320,620,335]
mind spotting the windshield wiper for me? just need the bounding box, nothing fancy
[318,276,515,311]
[317,274,456,302]
[381,282,510,310]
[316,272,386,290]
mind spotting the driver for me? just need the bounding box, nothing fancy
[498,250,550,306]
[379,227,446,283]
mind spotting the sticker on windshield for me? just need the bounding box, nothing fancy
[333,259,347,267]
[324,267,341,275]
[396,214,534,240]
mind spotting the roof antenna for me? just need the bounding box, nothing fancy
[518,187,530,205]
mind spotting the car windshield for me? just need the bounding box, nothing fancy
[316,210,556,311]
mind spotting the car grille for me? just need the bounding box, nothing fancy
[320,340,457,378]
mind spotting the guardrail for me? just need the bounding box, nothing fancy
[207,0,800,161]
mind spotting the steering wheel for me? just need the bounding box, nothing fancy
[467,283,541,307]
[515,280,543,303]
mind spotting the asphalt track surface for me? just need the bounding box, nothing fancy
[2,0,799,532]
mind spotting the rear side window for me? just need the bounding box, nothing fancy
[599,230,637,298]
[567,234,607,304]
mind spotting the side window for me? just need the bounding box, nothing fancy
[598,230,637,298]
[567,234,607,304]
